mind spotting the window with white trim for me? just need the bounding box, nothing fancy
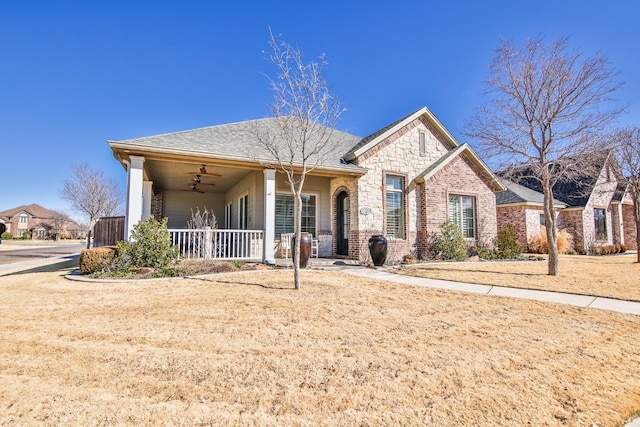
[275,193,316,238]
[419,130,426,156]
[19,214,28,223]
[385,175,405,239]
[449,195,476,238]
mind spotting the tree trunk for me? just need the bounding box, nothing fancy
[293,192,303,290]
[543,178,560,276]
[635,199,640,263]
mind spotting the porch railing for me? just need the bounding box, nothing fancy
[169,228,263,260]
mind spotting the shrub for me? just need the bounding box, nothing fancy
[495,224,523,259]
[175,259,241,276]
[528,227,573,254]
[431,221,467,261]
[116,217,178,269]
[588,244,627,255]
[1,232,13,240]
[79,246,118,274]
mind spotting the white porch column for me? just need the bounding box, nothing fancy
[124,155,145,240]
[142,181,153,221]
[263,168,276,264]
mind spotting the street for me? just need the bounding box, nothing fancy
[0,243,85,266]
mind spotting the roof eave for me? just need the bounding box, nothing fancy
[109,141,368,177]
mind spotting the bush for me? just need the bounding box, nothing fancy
[116,217,178,269]
[495,224,523,259]
[79,246,118,274]
[528,227,573,254]
[1,232,13,240]
[431,221,467,261]
[588,244,627,255]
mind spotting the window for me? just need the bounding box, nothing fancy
[224,202,232,229]
[449,195,476,238]
[540,214,546,227]
[238,194,248,230]
[385,176,405,239]
[594,208,607,240]
[419,131,426,156]
[275,194,316,238]
[19,214,28,223]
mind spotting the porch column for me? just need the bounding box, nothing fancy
[142,181,153,221]
[263,168,276,264]
[124,155,145,240]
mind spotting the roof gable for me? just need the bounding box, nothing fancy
[342,107,459,161]
[414,143,505,191]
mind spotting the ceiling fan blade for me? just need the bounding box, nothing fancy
[186,164,222,177]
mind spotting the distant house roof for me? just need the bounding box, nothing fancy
[0,203,56,219]
[0,204,80,227]
[496,179,568,208]
[506,151,613,208]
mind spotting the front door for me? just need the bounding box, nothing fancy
[336,191,349,256]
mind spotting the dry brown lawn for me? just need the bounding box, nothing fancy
[1,263,640,426]
[395,253,640,302]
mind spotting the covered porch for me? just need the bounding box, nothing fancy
[113,152,363,263]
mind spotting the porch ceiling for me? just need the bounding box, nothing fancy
[143,159,255,194]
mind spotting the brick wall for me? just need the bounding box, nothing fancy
[497,206,529,250]
[423,155,498,248]
[151,192,163,220]
[622,204,638,250]
[560,210,585,253]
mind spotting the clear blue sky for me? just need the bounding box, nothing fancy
[1,0,639,222]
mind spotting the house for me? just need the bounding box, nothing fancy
[496,152,637,253]
[0,204,83,240]
[108,107,505,263]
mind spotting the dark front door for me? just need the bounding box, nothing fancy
[336,191,349,256]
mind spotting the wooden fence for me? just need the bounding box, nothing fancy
[93,216,125,247]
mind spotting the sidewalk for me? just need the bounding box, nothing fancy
[336,265,640,316]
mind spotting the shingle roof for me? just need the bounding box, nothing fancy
[506,152,612,207]
[0,203,56,219]
[496,180,568,207]
[110,117,365,171]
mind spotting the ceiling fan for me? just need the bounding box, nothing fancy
[189,184,205,193]
[190,175,215,186]
[186,164,222,178]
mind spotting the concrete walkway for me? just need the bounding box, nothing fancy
[336,266,640,316]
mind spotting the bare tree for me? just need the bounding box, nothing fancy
[60,163,122,249]
[49,210,68,241]
[612,127,640,263]
[252,31,346,289]
[466,37,623,276]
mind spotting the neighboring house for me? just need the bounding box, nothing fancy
[496,180,568,251]
[108,107,505,263]
[496,152,637,253]
[0,204,84,240]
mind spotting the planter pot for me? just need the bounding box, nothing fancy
[368,235,387,266]
[292,232,312,268]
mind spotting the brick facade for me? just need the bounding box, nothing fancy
[151,192,163,220]
[333,117,499,263]
[622,204,638,250]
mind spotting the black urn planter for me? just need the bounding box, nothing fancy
[292,232,312,268]
[368,235,387,266]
